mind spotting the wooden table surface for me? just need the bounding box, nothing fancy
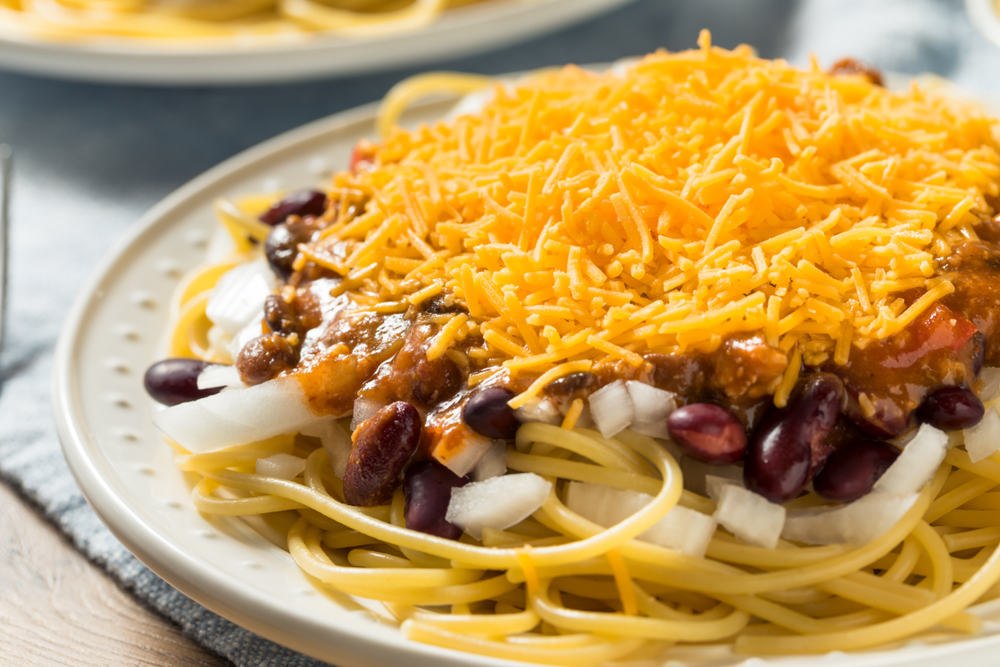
[0,480,231,667]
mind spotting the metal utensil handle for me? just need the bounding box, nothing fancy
[0,144,10,355]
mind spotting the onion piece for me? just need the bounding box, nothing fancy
[471,441,507,481]
[965,407,1000,463]
[205,260,275,337]
[152,375,323,453]
[681,458,742,497]
[980,367,1000,404]
[713,484,785,549]
[704,473,741,503]
[874,423,947,496]
[626,381,676,439]
[197,364,244,391]
[514,397,562,426]
[564,481,716,557]
[782,492,918,546]
[256,453,306,480]
[435,430,497,478]
[302,418,353,478]
[446,473,552,539]
[446,88,495,121]
[588,380,634,438]
[350,397,387,433]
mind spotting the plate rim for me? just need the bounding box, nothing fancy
[50,77,1000,667]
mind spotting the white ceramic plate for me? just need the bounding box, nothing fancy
[0,0,632,85]
[53,79,1000,667]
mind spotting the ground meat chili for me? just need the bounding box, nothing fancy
[145,187,1000,521]
[197,191,999,517]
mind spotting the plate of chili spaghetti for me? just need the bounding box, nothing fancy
[54,34,1000,667]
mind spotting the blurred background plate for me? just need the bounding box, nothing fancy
[967,0,1000,52]
[0,0,634,86]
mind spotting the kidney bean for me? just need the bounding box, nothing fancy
[259,189,327,226]
[544,372,599,400]
[236,333,299,386]
[813,439,900,503]
[666,403,747,465]
[344,402,422,507]
[143,358,222,406]
[412,354,462,406]
[263,294,301,338]
[745,373,844,503]
[462,387,520,439]
[404,460,469,539]
[264,220,314,281]
[916,385,985,431]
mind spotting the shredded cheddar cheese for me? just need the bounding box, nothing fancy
[305,30,1000,400]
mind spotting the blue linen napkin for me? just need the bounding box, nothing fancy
[3,0,1000,664]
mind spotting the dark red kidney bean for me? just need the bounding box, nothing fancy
[666,403,747,465]
[236,333,299,385]
[404,460,469,539]
[813,439,900,503]
[916,385,984,431]
[412,355,462,406]
[745,373,844,503]
[544,372,599,400]
[264,219,314,281]
[462,387,520,439]
[263,294,301,338]
[143,358,222,406]
[344,402,422,507]
[259,189,327,226]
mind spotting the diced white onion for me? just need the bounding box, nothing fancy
[471,441,507,481]
[680,458,742,498]
[564,481,716,557]
[588,380,634,438]
[256,453,305,480]
[874,423,947,496]
[205,260,275,336]
[713,484,785,549]
[704,474,741,503]
[626,381,676,439]
[965,407,1000,463]
[152,376,323,453]
[350,397,387,433]
[446,88,495,121]
[445,473,552,539]
[980,367,1000,404]
[782,492,918,546]
[514,397,562,426]
[435,431,497,478]
[302,418,353,478]
[197,364,244,391]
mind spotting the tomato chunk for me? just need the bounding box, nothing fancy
[832,300,980,438]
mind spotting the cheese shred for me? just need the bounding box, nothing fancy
[308,34,1000,402]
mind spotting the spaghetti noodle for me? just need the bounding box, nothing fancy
[149,35,1000,664]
